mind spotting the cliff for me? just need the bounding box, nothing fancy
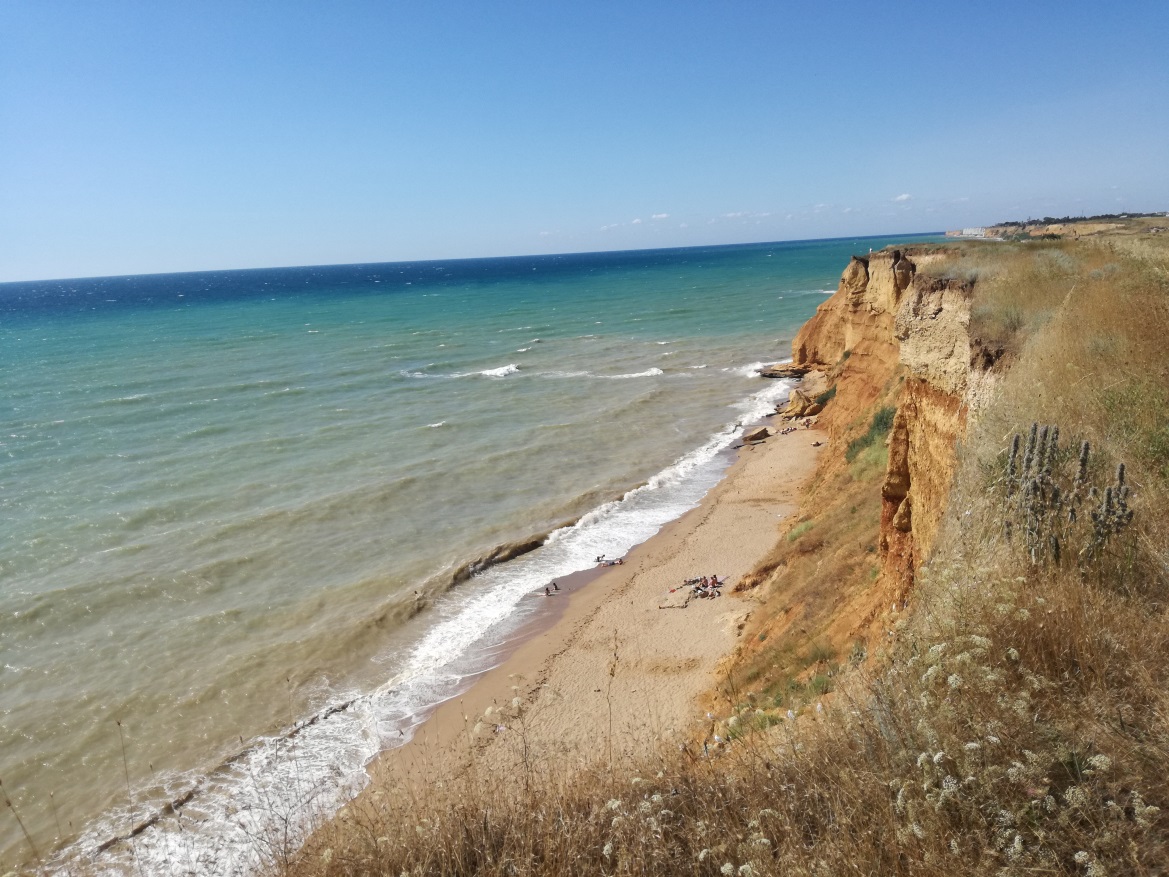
[787,246,1002,611]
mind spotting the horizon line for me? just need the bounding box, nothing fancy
[0,229,945,287]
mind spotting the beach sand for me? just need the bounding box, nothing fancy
[350,421,824,799]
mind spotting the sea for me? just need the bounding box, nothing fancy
[0,234,934,874]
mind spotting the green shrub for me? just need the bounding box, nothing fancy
[845,406,896,462]
[787,520,815,542]
[813,385,837,406]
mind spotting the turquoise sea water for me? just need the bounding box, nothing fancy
[0,235,934,873]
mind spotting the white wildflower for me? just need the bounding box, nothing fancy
[921,665,940,683]
[602,842,613,860]
[933,751,946,765]
[1065,786,1089,809]
[631,777,643,785]
[739,865,756,876]
[651,793,663,804]
[986,734,1001,744]
[721,864,735,876]
[698,849,710,862]
[1132,791,1160,827]
[611,815,624,827]
[1006,647,1020,662]
[1087,754,1111,774]
[947,673,963,690]
[942,776,959,793]
[638,801,651,814]
[916,752,930,768]
[969,634,991,650]
[1087,863,1107,877]
[606,798,622,811]
[912,822,925,839]
[964,741,981,752]
[1010,833,1024,859]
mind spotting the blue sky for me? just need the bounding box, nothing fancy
[3,1,1167,281]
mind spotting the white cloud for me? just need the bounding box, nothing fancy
[679,222,689,228]
[631,218,643,224]
[652,213,669,220]
[893,193,913,202]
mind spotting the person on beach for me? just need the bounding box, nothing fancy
[552,582,559,591]
[544,587,551,597]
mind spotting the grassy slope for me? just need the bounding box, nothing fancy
[285,227,1169,877]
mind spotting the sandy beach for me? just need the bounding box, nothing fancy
[358,420,823,796]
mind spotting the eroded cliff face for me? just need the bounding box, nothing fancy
[789,247,997,605]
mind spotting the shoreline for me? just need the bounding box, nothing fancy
[344,417,824,808]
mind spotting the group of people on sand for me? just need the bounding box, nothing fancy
[669,574,724,599]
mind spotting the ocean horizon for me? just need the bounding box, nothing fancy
[0,233,938,874]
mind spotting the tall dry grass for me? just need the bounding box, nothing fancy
[276,234,1169,877]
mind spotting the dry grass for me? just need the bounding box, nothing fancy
[276,234,1169,877]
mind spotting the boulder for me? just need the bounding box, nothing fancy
[781,389,814,417]
[742,426,772,443]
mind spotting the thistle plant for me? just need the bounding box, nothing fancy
[1003,423,1134,567]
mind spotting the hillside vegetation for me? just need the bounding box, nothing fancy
[283,226,1169,877]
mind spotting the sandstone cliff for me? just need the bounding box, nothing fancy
[787,246,1002,609]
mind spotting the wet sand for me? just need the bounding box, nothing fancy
[357,421,824,792]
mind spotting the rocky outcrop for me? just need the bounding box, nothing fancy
[758,364,809,380]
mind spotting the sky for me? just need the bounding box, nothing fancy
[2,1,1168,282]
